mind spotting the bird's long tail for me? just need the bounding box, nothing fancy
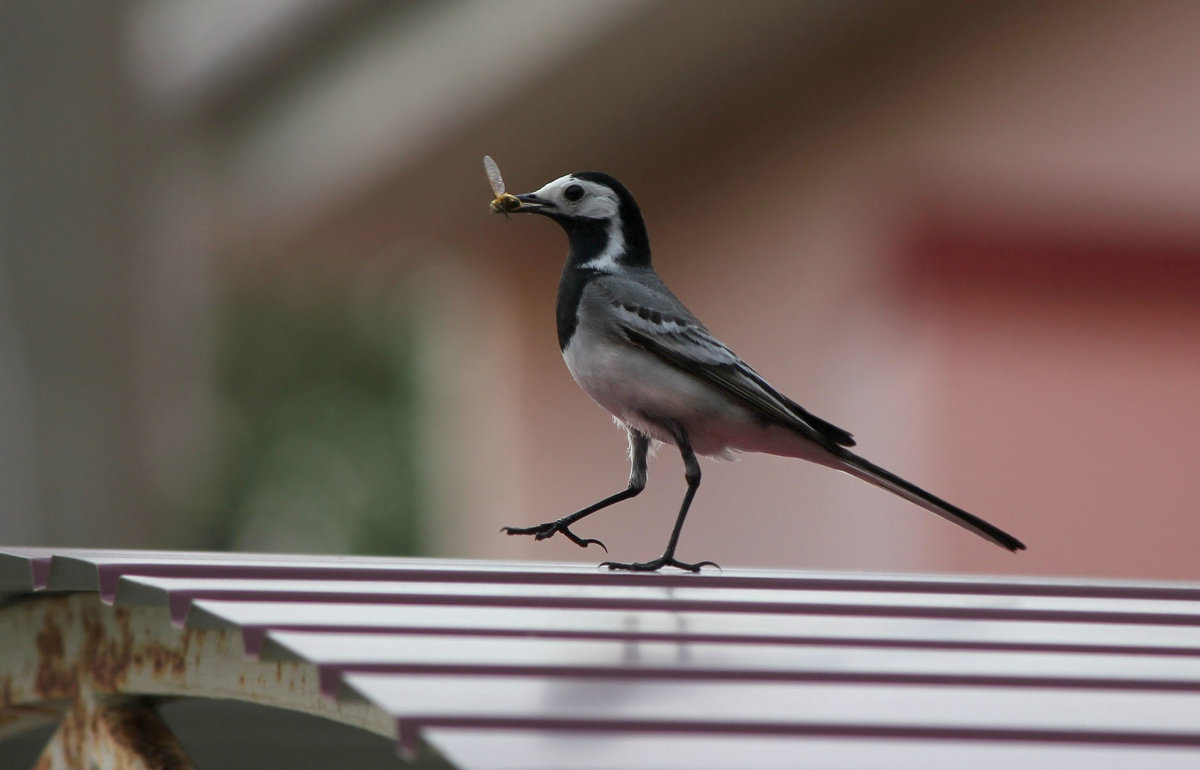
[834,450,1026,552]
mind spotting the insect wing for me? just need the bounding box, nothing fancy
[483,155,506,196]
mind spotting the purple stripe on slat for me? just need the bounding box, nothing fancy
[157,587,1200,627]
[314,662,1200,699]
[29,556,52,590]
[231,622,1200,659]
[396,718,1200,755]
[229,618,1200,657]
[15,548,1200,601]
[241,628,269,657]
[0,551,52,592]
[67,558,1200,603]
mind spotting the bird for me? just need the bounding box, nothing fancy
[492,167,1026,572]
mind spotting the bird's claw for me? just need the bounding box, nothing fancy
[502,521,608,552]
[600,556,720,573]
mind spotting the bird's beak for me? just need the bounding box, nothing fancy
[491,192,551,215]
[515,192,550,211]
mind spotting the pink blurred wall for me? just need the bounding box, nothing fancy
[412,1,1200,579]
[137,1,1199,578]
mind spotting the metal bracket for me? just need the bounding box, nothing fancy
[35,690,194,770]
[1,594,394,763]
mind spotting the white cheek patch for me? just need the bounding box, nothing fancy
[571,183,620,219]
[530,175,625,271]
[569,177,624,271]
[530,176,621,220]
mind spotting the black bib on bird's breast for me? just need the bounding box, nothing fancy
[552,177,652,351]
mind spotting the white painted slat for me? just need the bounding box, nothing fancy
[425,730,1200,770]
[114,575,1200,628]
[187,599,1200,655]
[345,673,1200,745]
[262,630,1200,691]
[0,547,60,592]
[44,552,605,598]
[8,547,1200,766]
[16,548,1200,597]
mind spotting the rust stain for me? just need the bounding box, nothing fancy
[11,596,335,758]
[78,605,135,692]
[34,609,77,699]
[57,697,85,769]
[105,698,194,770]
[0,702,61,720]
[24,599,202,705]
[89,604,195,693]
[144,639,188,680]
[34,696,195,769]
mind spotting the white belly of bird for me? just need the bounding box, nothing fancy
[561,327,824,461]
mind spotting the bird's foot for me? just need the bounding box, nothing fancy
[600,555,719,573]
[502,520,607,552]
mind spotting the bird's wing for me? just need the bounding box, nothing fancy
[589,275,856,449]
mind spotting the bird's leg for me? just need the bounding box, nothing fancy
[503,430,650,552]
[602,421,718,573]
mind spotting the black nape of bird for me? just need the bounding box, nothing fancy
[489,161,1026,572]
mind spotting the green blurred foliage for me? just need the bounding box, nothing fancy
[200,268,424,556]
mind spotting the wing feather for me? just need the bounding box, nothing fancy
[590,275,855,449]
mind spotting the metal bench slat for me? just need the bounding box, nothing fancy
[343,673,1200,749]
[424,729,1200,770]
[115,574,1200,627]
[259,628,1200,698]
[186,599,1200,658]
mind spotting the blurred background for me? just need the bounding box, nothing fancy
[2,0,1198,579]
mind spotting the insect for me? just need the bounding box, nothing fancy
[484,155,521,214]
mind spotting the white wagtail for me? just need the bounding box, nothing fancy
[488,160,1026,572]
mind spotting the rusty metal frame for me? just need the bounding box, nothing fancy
[0,594,394,765]
[34,691,194,770]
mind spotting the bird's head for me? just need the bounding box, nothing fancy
[499,171,651,270]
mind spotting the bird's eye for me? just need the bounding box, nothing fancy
[564,184,584,202]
